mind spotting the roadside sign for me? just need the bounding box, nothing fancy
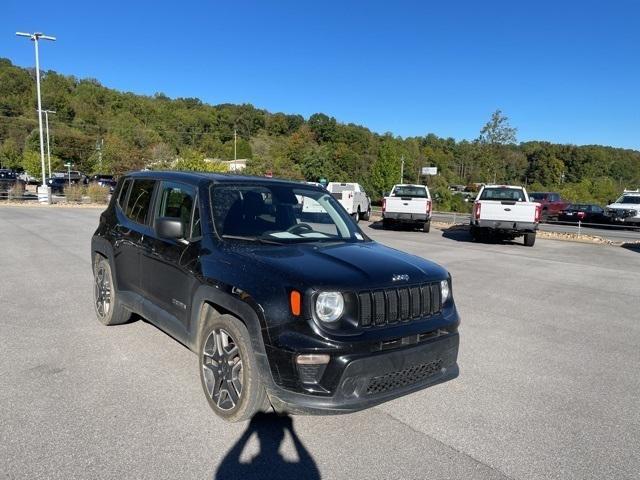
[421,166,437,176]
[265,171,273,178]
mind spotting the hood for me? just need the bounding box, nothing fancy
[225,241,448,290]
[607,202,640,210]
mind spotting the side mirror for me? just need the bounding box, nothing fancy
[156,217,184,240]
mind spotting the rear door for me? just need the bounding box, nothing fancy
[112,178,157,296]
[140,181,202,328]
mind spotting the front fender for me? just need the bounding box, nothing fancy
[187,284,279,386]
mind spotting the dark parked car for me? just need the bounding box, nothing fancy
[0,169,21,197]
[91,172,460,422]
[90,174,117,192]
[45,177,67,194]
[558,204,609,224]
[53,170,87,184]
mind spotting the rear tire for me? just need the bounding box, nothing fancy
[470,226,478,242]
[382,219,392,230]
[93,255,130,326]
[362,207,371,221]
[198,311,267,422]
[524,232,536,247]
[423,220,431,233]
[351,212,359,223]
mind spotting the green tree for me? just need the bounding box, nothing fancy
[0,138,22,169]
[173,148,226,172]
[369,139,401,200]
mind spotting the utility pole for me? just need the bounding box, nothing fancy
[96,138,104,170]
[400,155,405,184]
[38,109,56,179]
[233,128,237,171]
[16,32,56,202]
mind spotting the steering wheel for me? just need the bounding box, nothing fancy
[287,223,314,235]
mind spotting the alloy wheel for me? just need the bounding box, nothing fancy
[202,328,243,411]
[94,265,111,318]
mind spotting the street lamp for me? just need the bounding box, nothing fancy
[16,31,56,202]
[37,109,56,179]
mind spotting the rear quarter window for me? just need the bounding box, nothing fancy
[125,179,156,225]
[117,179,132,210]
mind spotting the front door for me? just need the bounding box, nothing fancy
[140,181,202,328]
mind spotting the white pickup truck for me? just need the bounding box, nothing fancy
[471,185,541,246]
[382,184,432,232]
[326,182,371,222]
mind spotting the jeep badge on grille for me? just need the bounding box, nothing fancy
[392,274,410,282]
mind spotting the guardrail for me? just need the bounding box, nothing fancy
[370,206,639,237]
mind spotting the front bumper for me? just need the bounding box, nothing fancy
[265,332,459,415]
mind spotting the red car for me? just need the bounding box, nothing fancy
[529,192,569,220]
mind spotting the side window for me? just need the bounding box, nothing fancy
[125,179,156,225]
[117,179,132,210]
[155,182,196,238]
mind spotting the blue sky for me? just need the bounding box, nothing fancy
[2,0,639,149]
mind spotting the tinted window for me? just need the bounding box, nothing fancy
[479,188,526,202]
[529,193,547,201]
[155,182,195,238]
[117,179,132,209]
[616,195,640,204]
[125,179,155,224]
[392,186,428,198]
[211,184,359,243]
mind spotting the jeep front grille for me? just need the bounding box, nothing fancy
[357,282,442,327]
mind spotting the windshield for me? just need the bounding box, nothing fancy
[479,187,526,202]
[210,183,365,244]
[392,186,427,198]
[614,195,640,205]
[328,184,355,193]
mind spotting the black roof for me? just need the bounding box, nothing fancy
[125,170,311,188]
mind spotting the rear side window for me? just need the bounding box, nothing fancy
[117,179,132,209]
[155,182,196,238]
[125,179,156,224]
[392,186,428,198]
[479,188,525,202]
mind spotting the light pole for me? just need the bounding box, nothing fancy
[37,108,56,179]
[16,31,56,202]
[400,155,405,184]
[233,128,237,171]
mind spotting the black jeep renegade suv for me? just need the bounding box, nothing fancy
[91,171,460,422]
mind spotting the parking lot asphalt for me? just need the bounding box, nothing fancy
[1,206,639,480]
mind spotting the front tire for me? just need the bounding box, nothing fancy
[198,311,267,422]
[524,232,536,247]
[93,256,129,326]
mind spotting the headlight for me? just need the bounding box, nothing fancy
[440,279,451,303]
[315,291,344,323]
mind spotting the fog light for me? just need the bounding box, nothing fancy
[295,354,330,365]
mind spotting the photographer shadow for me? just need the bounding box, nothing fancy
[214,412,320,480]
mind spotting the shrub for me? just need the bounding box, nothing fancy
[8,182,25,201]
[65,183,86,203]
[86,183,110,203]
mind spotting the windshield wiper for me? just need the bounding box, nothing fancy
[221,234,284,245]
